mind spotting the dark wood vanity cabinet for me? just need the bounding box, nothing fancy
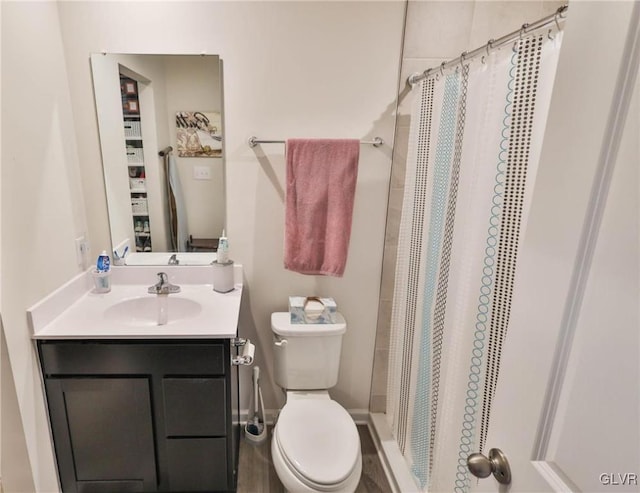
[37,340,240,493]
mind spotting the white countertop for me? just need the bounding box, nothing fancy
[29,265,243,340]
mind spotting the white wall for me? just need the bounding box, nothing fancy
[0,0,3,483]
[1,2,88,491]
[2,327,34,492]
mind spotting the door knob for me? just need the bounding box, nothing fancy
[467,448,511,485]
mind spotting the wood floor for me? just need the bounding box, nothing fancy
[237,424,392,493]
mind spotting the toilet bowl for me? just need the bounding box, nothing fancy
[271,392,362,493]
[270,312,362,492]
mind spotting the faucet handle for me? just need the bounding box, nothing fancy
[148,272,181,295]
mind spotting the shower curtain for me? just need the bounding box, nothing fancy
[387,31,563,492]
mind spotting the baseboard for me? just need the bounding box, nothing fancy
[348,408,370,425]
[240,408,277,426]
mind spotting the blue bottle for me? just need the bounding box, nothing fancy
[96,251,111,273]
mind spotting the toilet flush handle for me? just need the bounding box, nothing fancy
[274,338,288,347]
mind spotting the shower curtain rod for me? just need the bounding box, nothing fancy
[248,136,384,147]
[158,146,173,157]
[407,5,568,87]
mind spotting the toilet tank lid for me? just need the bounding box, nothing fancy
[271,312,346,336]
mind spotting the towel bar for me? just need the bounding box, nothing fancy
[248,136,384,148]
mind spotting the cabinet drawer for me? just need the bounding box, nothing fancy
[39,341,226,376]
[166,438,228,492]
[163,378,227,437]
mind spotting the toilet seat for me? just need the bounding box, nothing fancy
[275,399,360,490]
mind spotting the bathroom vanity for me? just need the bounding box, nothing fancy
[38,339,238,493]
[30,265,244,493]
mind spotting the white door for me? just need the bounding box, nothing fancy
[469,3,640,492]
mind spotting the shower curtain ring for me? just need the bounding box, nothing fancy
[440,61,446,76]
[520,23,529,40]
[554,9,562,31]
[482,40,493,65]
[459,51,467,71]
[486,39,494,56]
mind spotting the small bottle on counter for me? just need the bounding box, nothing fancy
[96,251,111,272]
[217,230,229,264]
[93,251,111,293]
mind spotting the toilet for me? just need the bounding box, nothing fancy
[270,312,362,493]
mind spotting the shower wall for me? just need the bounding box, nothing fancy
[370,0,565,413]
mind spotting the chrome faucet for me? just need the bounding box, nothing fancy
[168,254,179,265]
[148,272,181,295]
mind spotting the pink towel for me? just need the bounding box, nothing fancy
[285,139,360,277]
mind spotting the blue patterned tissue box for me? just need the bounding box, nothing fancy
[289,296,337,324]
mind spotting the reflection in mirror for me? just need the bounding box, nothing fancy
[91,54,225,265]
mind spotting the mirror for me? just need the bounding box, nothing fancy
[91,53,225,265]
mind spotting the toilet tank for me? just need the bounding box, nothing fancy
[271,312,346,390]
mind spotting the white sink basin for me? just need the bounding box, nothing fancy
[103,296,202,327]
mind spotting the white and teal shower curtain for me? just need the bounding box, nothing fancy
[387,30,563,492]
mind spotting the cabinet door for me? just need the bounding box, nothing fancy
[46,378,157,493]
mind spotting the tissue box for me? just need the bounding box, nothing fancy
[289,296,337,324]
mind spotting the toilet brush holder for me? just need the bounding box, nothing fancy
[245,367,267,443]
[244,388,267,443]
